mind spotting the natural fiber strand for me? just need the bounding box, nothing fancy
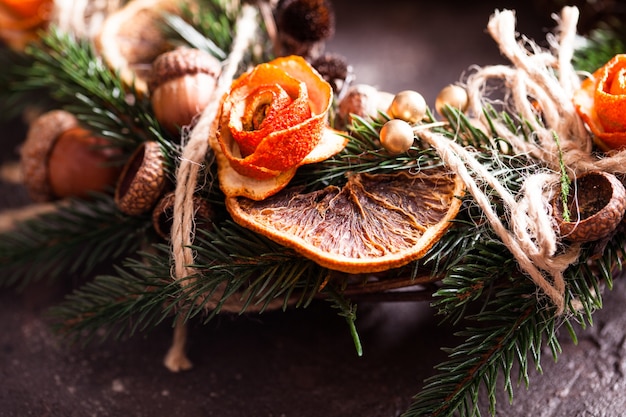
[164,4,259,372]
[420,7,603,313]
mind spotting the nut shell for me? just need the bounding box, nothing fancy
[115,141,167,215]
[148,47,222,93]
[554,171,626,242]
[151,191,214,239]
[149,47,222,133]
[20,110,79,202]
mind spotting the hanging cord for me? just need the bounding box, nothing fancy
[420,6,614,314]
[164,4,259,372]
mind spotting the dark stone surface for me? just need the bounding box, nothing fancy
[2,1,626,416]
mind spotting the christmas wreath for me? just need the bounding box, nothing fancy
[2,1,626,416]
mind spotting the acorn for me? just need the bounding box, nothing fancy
[115,141,168,216]
[553,171,626,242]
[151,191,214,239]
[148,47,222,134]
[20,110,121,202]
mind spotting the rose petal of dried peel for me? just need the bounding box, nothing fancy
[212,55,344,199]
[574,54,626,150]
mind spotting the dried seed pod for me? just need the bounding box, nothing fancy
[151,191,214,239]
[554,171,626,242]
[310,52,351,93]
[148,47,222,134]
[115,141,167,216]
[275,0,335,58]
[20,110,121,202]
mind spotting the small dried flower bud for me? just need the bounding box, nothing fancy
[275,0,335,58]
[311,53,351,93]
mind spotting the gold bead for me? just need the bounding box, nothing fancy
[380,119,414,154]
[435,84,469,116]
[388,90,427,124]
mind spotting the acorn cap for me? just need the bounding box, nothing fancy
[151,191,214,239]
[115,141,168,216]
[20,110,79,202]
[554,171,626,242]
[147,47,222,94]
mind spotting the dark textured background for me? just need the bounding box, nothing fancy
[2,1,626,416]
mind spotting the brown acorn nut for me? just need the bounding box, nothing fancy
[115,141,168,216]
[148,47,222,134]
[151,191,214,239]
[553,171,626,242]
[20,110,122,202]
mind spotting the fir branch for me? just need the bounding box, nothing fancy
[294,114,443,190]
[16,28,179,171]
[573,26,626,74]
[323,284,363,356]
[0,48,52,121]
[180,0,240,54]
[49,246,178,343]
[404,222,626,417]
[0,194,151,290]
[184,221,328,320]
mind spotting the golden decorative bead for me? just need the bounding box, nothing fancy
[380,119,414,154]
[388,90,426,124]
[435,84,469,116]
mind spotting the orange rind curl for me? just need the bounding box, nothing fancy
[574,54,626,151]
[212,55,347,200]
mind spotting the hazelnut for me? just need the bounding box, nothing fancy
[148,47,222,134]
[553,171,626,242]
[115,141,168,216]
[20,110,121,202]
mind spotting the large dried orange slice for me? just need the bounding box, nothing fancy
[226,169,465,273]
[96,0,186,94]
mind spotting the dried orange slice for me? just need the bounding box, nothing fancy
[96,0,185,95]
[226,169,465,273]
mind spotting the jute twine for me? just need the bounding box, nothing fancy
[170,4,258,311]
[164,4,261,371]
[418,6,626,314]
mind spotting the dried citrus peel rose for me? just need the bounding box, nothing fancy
[574,54,626,151]
[226,169,465,273]
[211,55,347,200]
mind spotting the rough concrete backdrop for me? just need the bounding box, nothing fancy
[2,0,625,416]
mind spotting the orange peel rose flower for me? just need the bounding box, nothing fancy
[211,55,347,200]
[574,54,626,151]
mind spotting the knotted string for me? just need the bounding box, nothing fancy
[420,6,626,314]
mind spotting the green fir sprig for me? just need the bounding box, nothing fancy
[0,193,151,290]
[17,28,179,169]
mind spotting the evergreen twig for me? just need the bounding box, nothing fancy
[0,193,151,289]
